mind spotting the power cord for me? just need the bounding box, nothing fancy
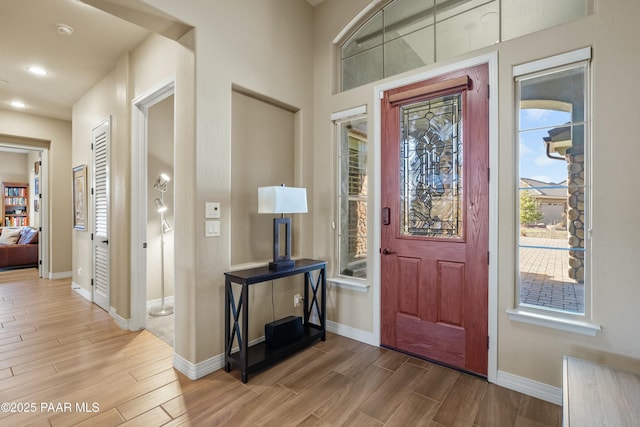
[271,280,275,321]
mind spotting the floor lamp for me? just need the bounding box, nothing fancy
[149,173,174,317]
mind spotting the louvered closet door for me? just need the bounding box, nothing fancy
[92,119,110,312]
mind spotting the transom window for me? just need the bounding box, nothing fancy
[340,0,591,91]
[515,48,590,316]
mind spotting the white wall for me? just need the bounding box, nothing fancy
[27,150,41,229]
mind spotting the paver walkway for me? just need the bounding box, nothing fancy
[519,236,584,313]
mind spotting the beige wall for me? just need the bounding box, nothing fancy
[72,55,127,307]
[140,0,314,364]
[78,0,639,390]
[147,95,175,301]
[311,0,640,389]
[495,2,640,386]
[0,151,29,229]
[72,33,180,318]
[0,109,72,275]
[230,90,297,266]
[312,0,374,334]
[0,151,28,183]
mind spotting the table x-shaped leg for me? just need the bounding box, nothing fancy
[225,280,247,377]
[304,268,326,340]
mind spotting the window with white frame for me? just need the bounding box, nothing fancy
[333,108,368,281]
[339,0,592,92]
[514,48,591,317]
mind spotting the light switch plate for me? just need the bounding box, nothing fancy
[205,220,220,237]
[205,202,221,219]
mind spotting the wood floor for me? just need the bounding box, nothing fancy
[0,269,561,426]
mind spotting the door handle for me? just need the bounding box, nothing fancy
[382,248,396,255]
[102,239,109,244]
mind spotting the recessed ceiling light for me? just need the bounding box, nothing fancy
[10,100,26,109]
[56,23,74,36]
[28,66,48,76]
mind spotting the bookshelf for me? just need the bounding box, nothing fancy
[2,182,29,227]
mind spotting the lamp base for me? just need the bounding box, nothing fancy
[149,305,174,317]
[269,259,295,270]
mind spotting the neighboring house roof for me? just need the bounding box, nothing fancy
[520,178,567,200]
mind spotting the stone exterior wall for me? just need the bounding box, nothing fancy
[566,147,585,283]
[350,178,367,260]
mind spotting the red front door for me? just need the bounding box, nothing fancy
[381,64,489,376]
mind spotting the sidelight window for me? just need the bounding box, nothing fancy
[514,48,591,318]
[333,108,368,281]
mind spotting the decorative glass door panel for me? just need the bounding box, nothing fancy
[381,65,489,376]
[400,93,463,238]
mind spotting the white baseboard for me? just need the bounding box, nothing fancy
[496,370,562,405]
[109,307,130,330]
[172,336,265,380]
[71,281,91,301]
[174,351,224,380]
[146,296,175,310]
[325,321,562,405]
[51,271,72,280]
[326,320,377,346]
[72,282,131,332]
[171,319,562,409]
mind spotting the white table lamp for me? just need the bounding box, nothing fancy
[258,185,307,270]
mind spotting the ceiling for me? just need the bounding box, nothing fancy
[0,0,151,121]
[0,0,323,122]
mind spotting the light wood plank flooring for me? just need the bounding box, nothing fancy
[0,269,561,426]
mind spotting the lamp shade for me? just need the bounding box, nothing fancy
[154,173,171,192]
[154,198,167,212]
[258,186,307,214]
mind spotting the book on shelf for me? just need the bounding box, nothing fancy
[4,187,27,197]
[4,197,27,206]
[4,216,28,227]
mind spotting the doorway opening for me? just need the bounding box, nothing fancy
[0,141,49,278]
[131,79,176,346]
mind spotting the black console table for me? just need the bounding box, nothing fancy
[224,258,326,383]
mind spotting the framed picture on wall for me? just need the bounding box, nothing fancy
[73,164,87,231]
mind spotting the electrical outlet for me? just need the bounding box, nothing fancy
[294,294,303,307]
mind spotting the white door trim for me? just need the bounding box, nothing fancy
[130,76,175,331]
[40,148,49,279]
[372,52,499,383]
